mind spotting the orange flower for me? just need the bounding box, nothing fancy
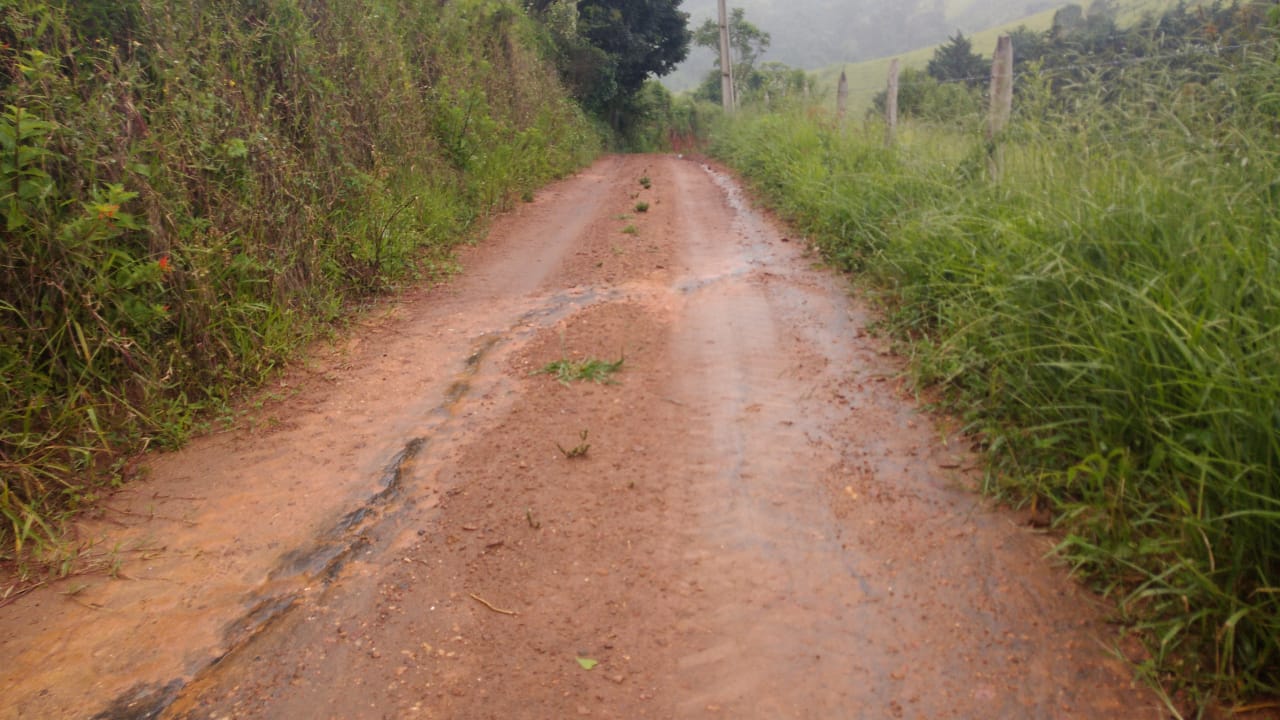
[158,255,172,273]
[96,203,119,220]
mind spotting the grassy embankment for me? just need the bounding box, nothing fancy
[712,41,1280,709]
[0,0,598,567]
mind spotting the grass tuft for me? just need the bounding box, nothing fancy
[536,357,624,385]
[556,430,591,459]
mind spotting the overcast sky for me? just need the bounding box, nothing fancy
[663,0,1063,91]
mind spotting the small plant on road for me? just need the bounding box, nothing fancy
[536,356,624,385]
[621,224,638,235]
[634,201,649,213]
[556,430,591,459]
[638,176,651,189]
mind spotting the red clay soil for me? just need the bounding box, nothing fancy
[0,155,1165,719]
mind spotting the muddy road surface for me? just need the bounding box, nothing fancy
[1,155,1163,719]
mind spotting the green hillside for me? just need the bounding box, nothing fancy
[812,0,1190,114]
[812,7,1061,114]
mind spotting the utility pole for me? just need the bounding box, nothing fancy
[717,0,735,111]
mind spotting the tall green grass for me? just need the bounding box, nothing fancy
[0,0,598,569]
[712,46,1280,705]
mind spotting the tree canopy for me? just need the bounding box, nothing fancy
[566,0,691,113]
[692,7,770,71]
[872,0,1278,124]
[925,31,987,87]
[690,7,772,104]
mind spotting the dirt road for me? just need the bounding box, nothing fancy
[1,155,1163,719]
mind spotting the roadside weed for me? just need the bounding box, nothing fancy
[556,430,591,459]
[536,357,624,385]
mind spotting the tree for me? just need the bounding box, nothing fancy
[752,61,809,106]
[611,80,685,151]
[693,8,770,72]
[926,31,987,87]
[574,0,692,114]
[1088,0,1117,23]
[1007,25,1052,73]
[1052,5,1086,38]
[691,8,770,103]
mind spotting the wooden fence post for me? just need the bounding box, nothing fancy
[836,70,849,121]
[986,35,1014,181]
[885,59,900,147]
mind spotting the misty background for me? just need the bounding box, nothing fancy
[663,0,1062,91]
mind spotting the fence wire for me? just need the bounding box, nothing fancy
[833,39,1275,95]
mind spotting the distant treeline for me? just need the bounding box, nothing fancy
[876,0,1279,120]
[1011,0,1278,88]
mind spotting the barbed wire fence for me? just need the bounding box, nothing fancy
[837,39,1272,98]
[835,36,1276,178]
